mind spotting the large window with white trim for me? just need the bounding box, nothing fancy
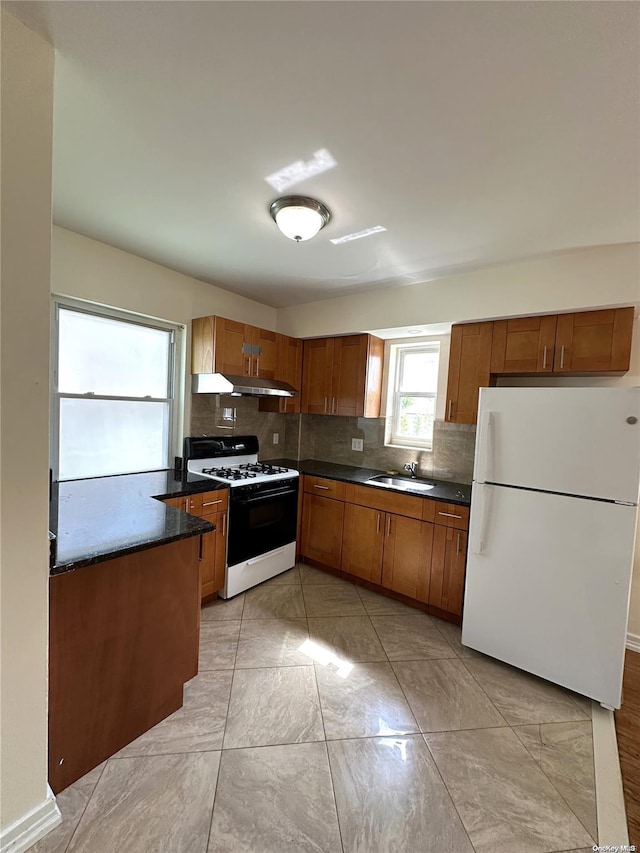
[386,341,441,450]
[52,301,180,480]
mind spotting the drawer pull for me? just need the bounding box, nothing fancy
[438,511,462,519]
[313,484,330,490]
[202,499,223,507]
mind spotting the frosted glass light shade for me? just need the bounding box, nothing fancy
[270,196,331,242]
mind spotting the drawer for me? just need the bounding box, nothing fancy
[428,502,469,530]
[187,489,229,517]
[303,476,346,501]
[348,484,423,520]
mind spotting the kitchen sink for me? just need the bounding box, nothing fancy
[367,475,435,492]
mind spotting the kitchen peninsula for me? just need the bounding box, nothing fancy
[48,470,226,793]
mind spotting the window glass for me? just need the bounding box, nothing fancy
[53,303,177,480]
[58,309,170,398]
[387,342,440,449]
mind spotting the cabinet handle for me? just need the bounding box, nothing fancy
[386,516,391,537]
[221,512,226,537]
[456,532,461,556]
[376,514,381,533]
[255,357,260,376]
[332,397,336,414]
[542,346,547,369]
[203,499,223,507]
[560,345,565,369]
[313,484,330,490]
[198,535,203,561]
[324,397,328,414]
[438,511,462,519]
[447,400,453,420]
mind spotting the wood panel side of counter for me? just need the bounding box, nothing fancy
[49,536,201,794]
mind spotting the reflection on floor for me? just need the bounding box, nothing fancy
[32,564,598,853]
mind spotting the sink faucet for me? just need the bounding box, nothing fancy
[403,461,418,479]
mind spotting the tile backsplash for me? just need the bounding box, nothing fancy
[189,395,475,483]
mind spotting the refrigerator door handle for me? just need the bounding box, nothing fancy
[476,411,495,484]
[470,484,492,555]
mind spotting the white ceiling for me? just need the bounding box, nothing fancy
[7,1,640,308]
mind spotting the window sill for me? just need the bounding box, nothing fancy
[384,442,433,453]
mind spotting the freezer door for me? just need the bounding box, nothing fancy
[463,482,638,708]
[474,387,640,503]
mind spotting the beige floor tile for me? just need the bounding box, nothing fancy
[464,657,591,725]
[29,764,106,853]
[425,728,594,853]
[315,661,418,740]
[242,583,305,619]
[116,671,233,756]
[392,658,506,732]
[302,583,366,617]
[208,742,341,853]
[328,735,474,853]
[432,619,483,658]
[298,563,348,585]
[67,752,220,853]
[356,585,424,616]
[370,614,458,660]
[235,618,310,668]
[201,593,245,621]
[306,616,386,663]
[514,721,597,841]
[223,666,324,749]
[199,620,240,670]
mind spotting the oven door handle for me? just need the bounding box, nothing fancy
[233,488,298,506]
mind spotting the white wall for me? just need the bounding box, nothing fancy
[277,243,640,338]
[51,226,277,439]
[1,7,55,836]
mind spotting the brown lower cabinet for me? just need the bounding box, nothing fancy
[300,493,345,569]
[300,476,468,621]
[163,490,228,600]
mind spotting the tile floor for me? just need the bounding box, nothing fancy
[32,564,598,853]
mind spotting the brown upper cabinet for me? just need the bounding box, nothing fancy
[554,308,634,373]
[445,322,493,424]
[191,316,277,380]
[446,307,634,424]
[301,334,384,417]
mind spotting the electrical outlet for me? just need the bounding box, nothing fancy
[273,432,279,445]
[352,438,364,451]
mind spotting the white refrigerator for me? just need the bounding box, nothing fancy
[462,387,640,709]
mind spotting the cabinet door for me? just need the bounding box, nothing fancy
[200,510,227,598]
[429,526,467,616]
[341,503,384,583]
[280,334,303,413]
[300,494,344,569]
[214,317,252,376]
[192,316,215,374]
[491,316,557,374]
[445,323,493,424]
[253,328,278,380]
[554,308,634,373]
[301,338,334,414]
[381,514,433,602]
[331,335,368,416]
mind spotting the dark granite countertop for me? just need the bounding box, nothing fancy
[270,458,471,506]
[50,470,228,575]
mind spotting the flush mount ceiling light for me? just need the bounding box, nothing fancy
[269,196,331,242]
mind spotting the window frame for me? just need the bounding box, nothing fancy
[384,339,444,451]
[50,296,183,481]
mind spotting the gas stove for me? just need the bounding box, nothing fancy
[184,435,298,487]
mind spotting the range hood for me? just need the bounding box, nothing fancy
[192,374,297,397]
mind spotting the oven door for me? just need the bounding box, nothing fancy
[227,479,299,566]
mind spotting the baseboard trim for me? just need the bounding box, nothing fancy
[626,632,640,653]
[0,786,61,853]
[592,703,629,846]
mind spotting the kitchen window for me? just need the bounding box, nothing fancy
[386,341,441,450]
[52,300,181,480]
